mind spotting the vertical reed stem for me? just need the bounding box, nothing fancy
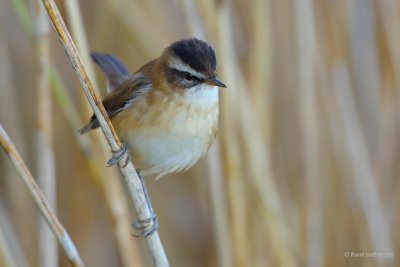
[30,1,58,266]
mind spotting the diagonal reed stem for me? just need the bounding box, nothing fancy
[40,0,169,266]
[10,1,145,265]
[62,1,145,265]
[0,124,84,267]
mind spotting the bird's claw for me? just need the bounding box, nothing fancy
[107,142,129,167]
[131,214,158,237]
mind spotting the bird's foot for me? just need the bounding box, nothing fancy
[131,214,158,237]
[107,142,130,167]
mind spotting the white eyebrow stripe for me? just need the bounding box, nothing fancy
[168,56,205,79]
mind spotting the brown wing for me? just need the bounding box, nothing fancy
[78,73,151,134]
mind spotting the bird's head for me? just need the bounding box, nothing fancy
[160,38,226,94]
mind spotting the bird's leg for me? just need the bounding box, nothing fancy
[107,144,158,236]
[107,142,129,167]
[131,172,158,237]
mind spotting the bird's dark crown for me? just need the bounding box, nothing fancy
[168,38,217,74]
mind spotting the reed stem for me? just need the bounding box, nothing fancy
[0,124,84,267]
[30,0,58,266]
[40,0,169,266]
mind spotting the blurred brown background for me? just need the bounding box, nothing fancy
[1,0,400,266]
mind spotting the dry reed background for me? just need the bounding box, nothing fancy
[0,0,399,267]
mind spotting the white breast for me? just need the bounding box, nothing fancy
[126,87,219,178]
[184,84,219,106]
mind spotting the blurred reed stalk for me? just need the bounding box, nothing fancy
[0,124,85,267]
[51,51,145,267]
[0,41,30,267]
[295,1,324,267]
[40,0,169,266]
[5,0,400,266]
[181,2,233,267]
[63,1,145,266]
[0,200,29,267]
[249,0,272,140]
[332,62,392,260]
[0,220,17,267]
[104,0,166,56]
[206,143,233,267]
[63,0,100,99]
[29,1,58,267]
[193,2,250,266]
[51,56,147,267]
[11,0,145,265]
[195,1,299,265]
[214,3,296,267]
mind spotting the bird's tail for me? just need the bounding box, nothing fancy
[78,52,128,134]
[90,52,130,92]
[77,119,98,134]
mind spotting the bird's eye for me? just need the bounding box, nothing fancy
[184,72,196,81]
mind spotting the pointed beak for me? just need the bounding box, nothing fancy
[206,77,227,88]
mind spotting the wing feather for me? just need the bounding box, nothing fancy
[78,73,151,134]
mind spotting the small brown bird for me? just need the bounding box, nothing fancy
[79,38,226,179]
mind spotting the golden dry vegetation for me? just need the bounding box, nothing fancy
[0,0,400,267]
